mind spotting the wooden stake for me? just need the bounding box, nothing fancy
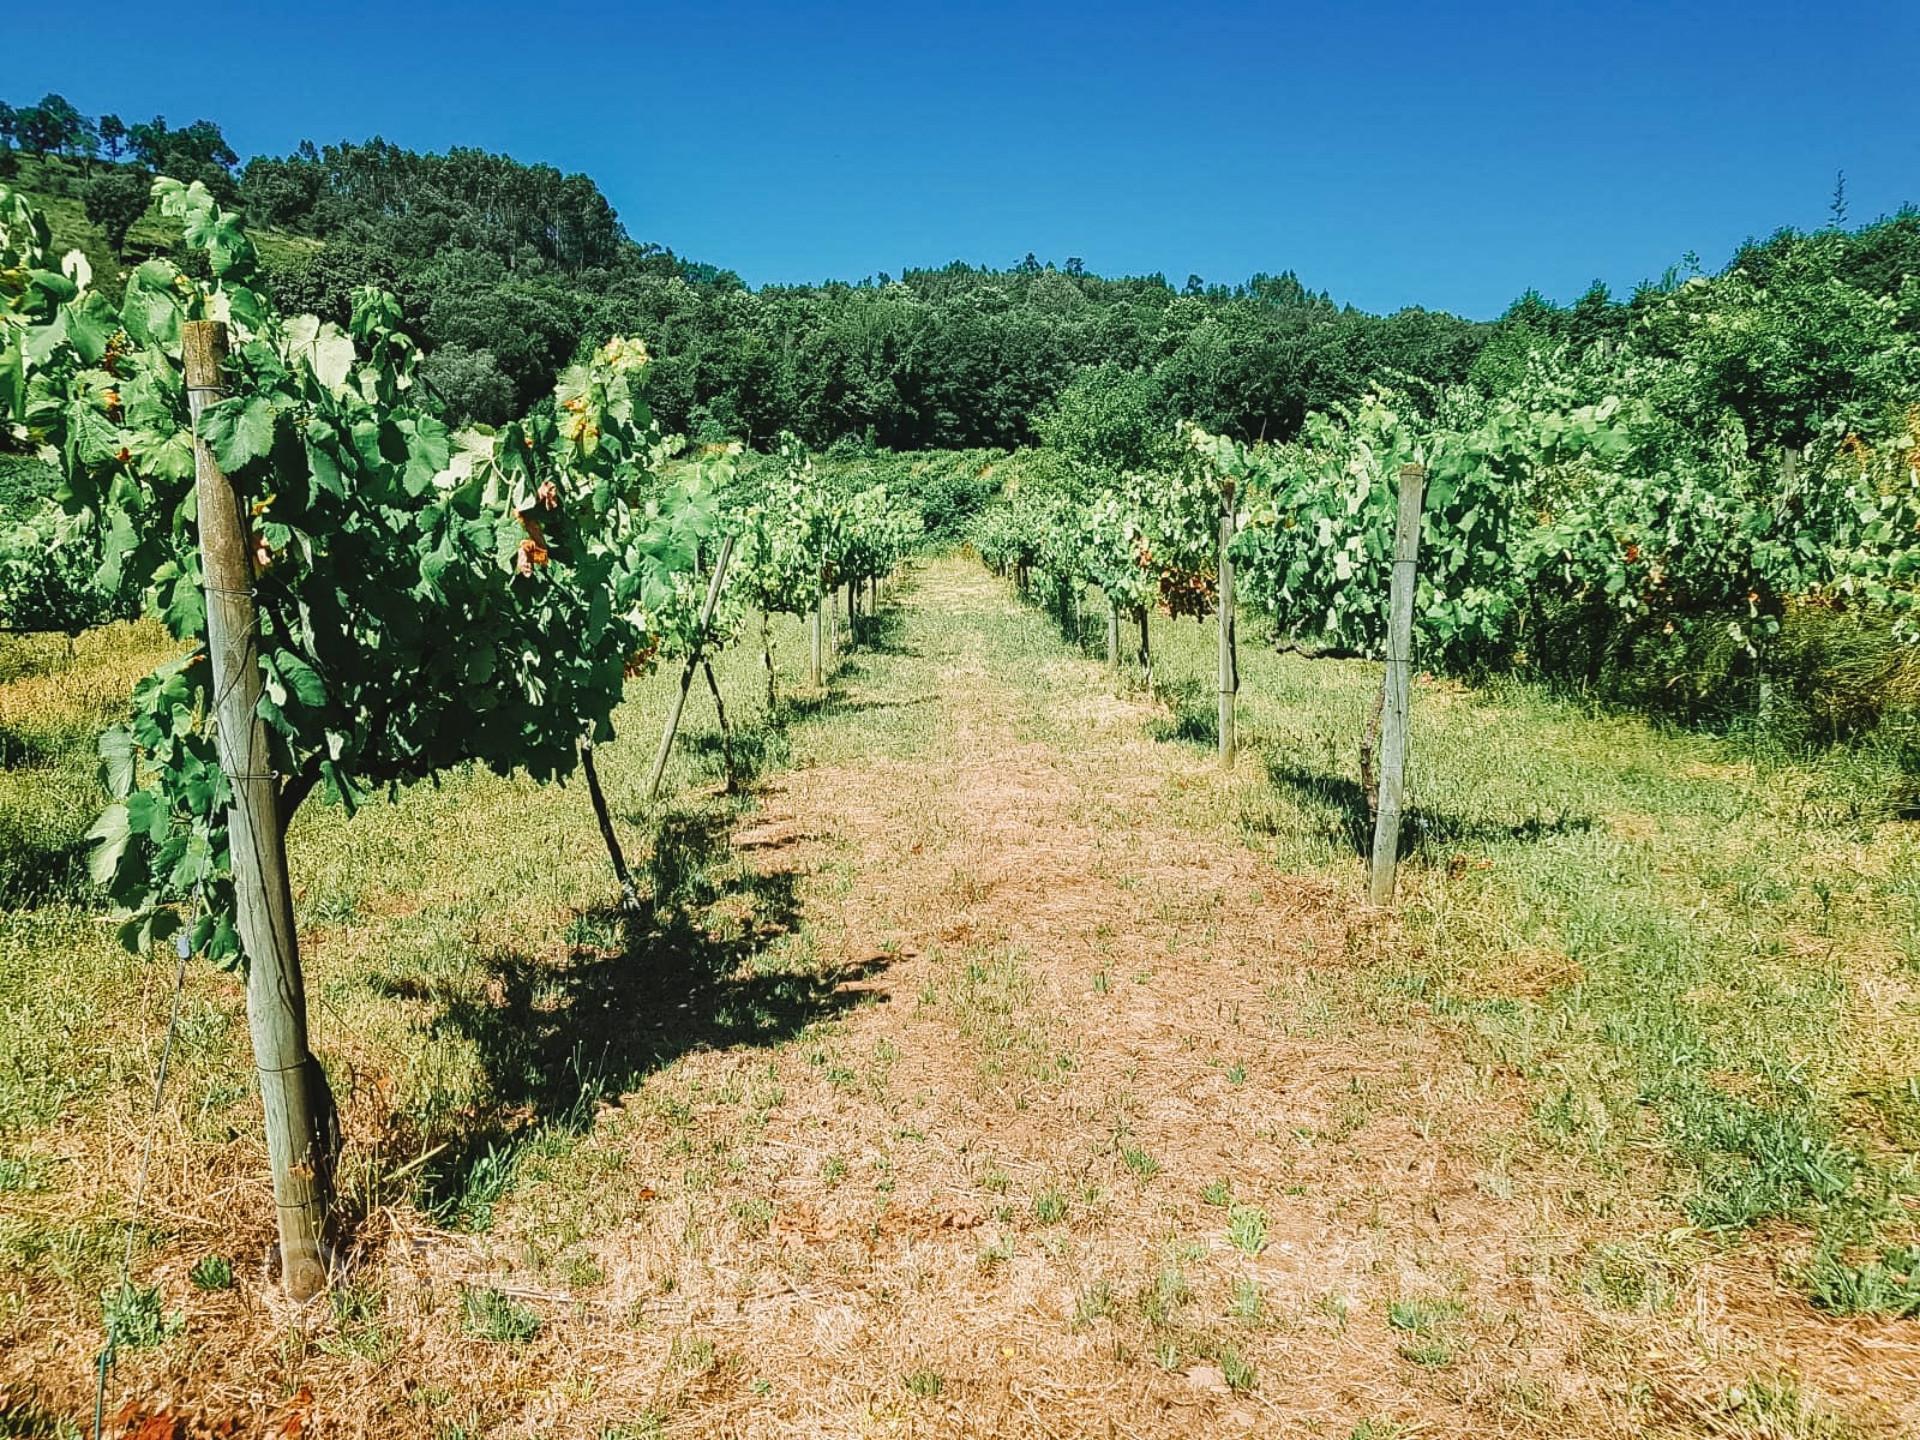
[1218,480,1238,768]
[1136,607,1152,688]
[1369,462,1426,906]
[1106,598,1120,671]
[580,736,636,907]
[182,321,331,1300]
[808,580,823,690]
[646,533,737,804]
[761,610,776,712]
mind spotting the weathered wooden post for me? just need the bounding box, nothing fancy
[1369,462,1426,906]
[1217,476,1238,768]
[182,321,332,1300]
[646,533,737,803]
[827,575,839,669]
[809,566,824,690]
[1136,607,1152,687]
[1106,597,1120,672]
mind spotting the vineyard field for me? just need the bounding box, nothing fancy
[4,58,1920,1440]
[3,559,1916,1436]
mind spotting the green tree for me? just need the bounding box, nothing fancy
[82,166,152,258]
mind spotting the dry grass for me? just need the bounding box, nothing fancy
[1,559,1916,1438]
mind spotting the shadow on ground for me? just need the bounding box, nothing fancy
[1261,759,1596,858]
[372,768,885,1228]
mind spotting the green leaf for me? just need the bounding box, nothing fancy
[200,395,277,472]
[87,804,132,886]
[272,650,327,707]
[99,728,137,799]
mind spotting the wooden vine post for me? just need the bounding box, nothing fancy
[646,533,738,803]
[1106,598,1120,672]
[808,564,824,689]
[1217,475,1238,767]
[1369,461,1426,906]
[182,321,332,1300]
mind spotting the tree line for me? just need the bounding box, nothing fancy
[7,91,1920,470]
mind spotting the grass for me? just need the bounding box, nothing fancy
[3,557,1916,1434]
[1044,579,1920,1304]
[458,1287,540,1344]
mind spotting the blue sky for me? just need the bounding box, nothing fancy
[17,0,1920,318]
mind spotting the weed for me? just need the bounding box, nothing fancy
[1137,1263,1190,1327]
[459,1287,540,1344]
[1803,1243,1920,1318]
[1032,1187,1068,1224]
[1228,1276,1263,1323]
[1119,1144,1160,1180]
[187,1254,233,1292]
[101,1282,181,1350]
[1218,1346,1257,1393]
[1580,1241,1674,1313]
[903,1368,944,1399]
[1073,1278,1115,1328]
[1226,1204,1268,1256]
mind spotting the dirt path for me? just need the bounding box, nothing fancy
[413,556,1907,1439]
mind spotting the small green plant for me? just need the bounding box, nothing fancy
[1580,1242,1672,1313]
[322,1281,391,1361]
[1138,1263,1189,1326]
[673,1334,716,1374]
[903,1368,944,1399]
[1073,1277,1115,1329]
[0,1157,34,1193]
[731,1197,775,1236]
[433,1144,516,1233]
[1387,1295,1462,1367]
[1803,1242,1920,1317]
[1226,1203,1268,1255]
[188,1254,233,1292]
[978,1233,1016,1271]
[1387,1295,1461,1333]
[101,1282,182,1350]
[1229,1275,1263,1323]
[1093,969,1110,994]
[460,1287,541,1343]
[1032,1187,1068,1224]
[1200,1178,1231,1207]
[1120,1145,1160,1179]
[1226,1063,1247,1085]
[1218,1346,1257,1393]
[820,1153,849,1185]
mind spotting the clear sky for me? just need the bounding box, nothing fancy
[17,0,1920,319]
